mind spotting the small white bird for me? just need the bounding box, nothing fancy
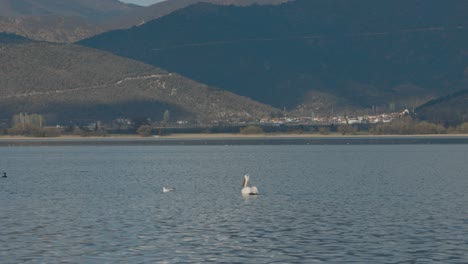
[241,174,259,196]
[163,187,174,193]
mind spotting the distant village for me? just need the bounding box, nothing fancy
[64,109,413,132]
[0,109,417,136]
[257,110,410,126]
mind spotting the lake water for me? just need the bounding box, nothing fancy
[1,145,467,263]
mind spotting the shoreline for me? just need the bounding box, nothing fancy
[1,133,468,146]
[1,132,468,139]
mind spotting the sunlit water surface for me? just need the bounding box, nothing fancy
[1,145,468,263]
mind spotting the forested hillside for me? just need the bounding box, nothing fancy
[80,0,468,115]
[0,0,289,42]
[415,89,468,125]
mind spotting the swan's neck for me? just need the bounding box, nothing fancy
[242,178,248,188]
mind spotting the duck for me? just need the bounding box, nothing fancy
[163,186,174,193]
[2,172,6,178]
[241,174,258,195]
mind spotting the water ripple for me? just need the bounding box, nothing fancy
[1,145,468,263]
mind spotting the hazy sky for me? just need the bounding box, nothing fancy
[119,0,166,6]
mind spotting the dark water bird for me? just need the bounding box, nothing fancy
[2,172,6,178]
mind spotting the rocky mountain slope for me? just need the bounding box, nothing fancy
[0,0,139,42]
[0,16,103,43]
[0,42,278,124]
[0,0,138,19]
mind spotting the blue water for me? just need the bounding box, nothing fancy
[1,145,468,263]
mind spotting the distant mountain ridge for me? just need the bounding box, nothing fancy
[0,0,140,42]
[0,0,289,42]
[1,0,467,125]
[105,0,291,29]
[79,0,468,114]
[0,0,138,20]
[0,16,103,43]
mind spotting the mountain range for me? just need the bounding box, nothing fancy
[1,0,467,125]
[79,0,468,116]
[0,0,289,42]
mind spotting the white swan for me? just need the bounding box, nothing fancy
[241,174,258,195]
[163,187,174,193]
